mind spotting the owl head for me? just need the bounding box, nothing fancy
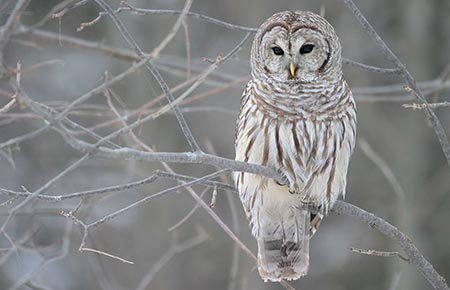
[250,11,342,83]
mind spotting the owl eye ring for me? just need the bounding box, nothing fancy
[272,46,284,56]
[300,44,314,54]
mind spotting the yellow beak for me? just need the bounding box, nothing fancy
[289,63,296,77]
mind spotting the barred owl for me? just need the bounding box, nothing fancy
[235,11,356,281]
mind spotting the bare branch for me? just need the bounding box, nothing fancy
[16,26,140,61]
[92,147,286,185]
[110,1,257,32]
[204,140,241,290]
[0,154,89,234]
[332,201,449,290]
[167,188,209,232]
[93,0,202,152]
[60,169,229,232]
[135,230,208,290]
[31,0,75,28]
[53,0,91,18]
[0,93,16,114]
[358,139,406,229]
[0,43,159,151]
[5,221,72,290]
[342,57,402,75]
[341,0,450,168]
[80,247,134,265]
[350,247,410,262]
[0,0,31,68]
[182,18,191,79]
[0,173,159,201]
[402,101,450,110]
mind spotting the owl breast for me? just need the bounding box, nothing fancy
[235,80,356,226]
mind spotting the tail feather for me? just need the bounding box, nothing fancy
[257,209,310,282]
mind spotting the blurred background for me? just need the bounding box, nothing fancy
[0,0,449,289]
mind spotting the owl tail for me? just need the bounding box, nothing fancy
[257,209,311,282]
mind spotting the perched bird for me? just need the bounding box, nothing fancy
[234,11,356,282]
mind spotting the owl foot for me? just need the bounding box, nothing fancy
[274,170,300,194]
[288,187,298,195]
[288,183,301,195]
[275,170,290,187]
[300,192,312,203]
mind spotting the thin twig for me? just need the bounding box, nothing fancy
[204,140,241,290]
[343,57,402,75]
[209,186,218,208]
[115,1,256,32]
[24,281,52,290]
[6,221,72,290]
[17,26,140,61]
[0,93,16,114]
[167,188,209,232]
[52,0,91,18]
[85,170,228,229]
[134,231,208,290]
[31,0,76,28]
[0,125,49,150]
[358,138,406,230]
[12,88,120,150]
[350,247,410,262]
[0,154,89,235]
[0,0,31,67]
[402,101,450,110]
[80,247,134,264]
[0,173,159,201]
[182,18,191,79]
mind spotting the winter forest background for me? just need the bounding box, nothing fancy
[0,0,449,290]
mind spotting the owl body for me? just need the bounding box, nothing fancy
[234,11,356,282]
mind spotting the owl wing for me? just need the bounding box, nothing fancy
[235,80,253,148]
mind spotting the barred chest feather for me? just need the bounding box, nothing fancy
[235,79,356,225]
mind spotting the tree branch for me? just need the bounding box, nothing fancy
[0,0,31,68]
[332,201,449,290]
[93,0,202,152]
[341,0,450,168]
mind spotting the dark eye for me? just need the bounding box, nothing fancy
[272,46,284,56]
[300,44,314,54]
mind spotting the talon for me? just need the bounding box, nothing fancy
[275,180,284,186]
[276,169,289,186]
[289,183,301,195]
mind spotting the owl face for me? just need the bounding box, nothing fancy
[251,11,341,83]
[260,27,330,81]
